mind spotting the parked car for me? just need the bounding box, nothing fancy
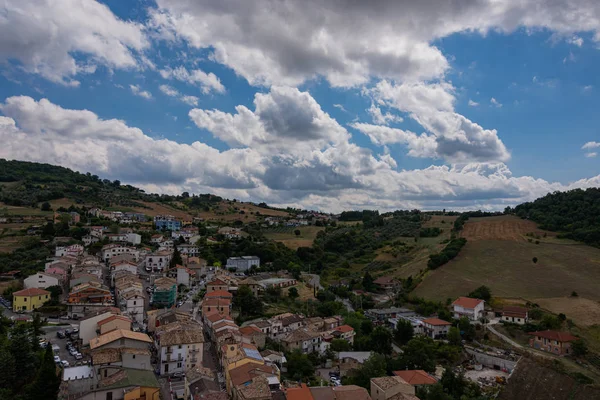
[54,356,61,364]
[72,327,79,334]
[57,331,65,339]
[171,372,184,381]
[69,348,78,356]
[75,353,83,360]
[61,360,70,367]
[64,329,71,336]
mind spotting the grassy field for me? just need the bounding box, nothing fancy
[414,216,600,304]
[263,226,324,250]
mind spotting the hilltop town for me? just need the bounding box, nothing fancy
[1,161,600,400]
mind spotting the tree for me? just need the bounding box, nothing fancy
[571,339,588,356]
[571,291,579,297]
[447,326,461,346]
[0,342,16,394]
[400,336,437,372]
[467,285,491,302]
[40,202,52,211]
[362,271,375,292]
[41,222,55,239]
[286,350,315,382]
[234,286,263,318]
[458,317,475,341]
[288,287,299,300]
[46,286,62,302]
[347,353,387,388]
[170,244,183,268]
[294,229,301,236]
[25,345,60,400]
[394,319,414,346]
[30,313,43,342]
[370,326,393,354]
[329,339,352,352]
[532,257,538,264]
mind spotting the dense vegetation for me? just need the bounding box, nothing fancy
[427,238,467,270]
[0,316,60,400]
[513,188,600,247]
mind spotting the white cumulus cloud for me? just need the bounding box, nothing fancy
[129,85,152,99]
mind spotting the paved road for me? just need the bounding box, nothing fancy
[486,319,523,349]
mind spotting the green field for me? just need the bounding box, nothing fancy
[263,225,325,249]
[413,239,600,301]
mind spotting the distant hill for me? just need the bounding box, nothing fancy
[513,188,600,247]
[0,159,291,221]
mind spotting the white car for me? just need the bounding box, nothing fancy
[61,360,70,367]
[54,356,61,364]
[75,353,83,360]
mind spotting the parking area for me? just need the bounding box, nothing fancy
[43,324,89,368]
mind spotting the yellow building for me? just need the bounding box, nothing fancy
[222,343,267,394]
[13,288,50,312]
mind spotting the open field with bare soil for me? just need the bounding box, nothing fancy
[460,215,554,241]
[413,239,600,302]
[534,297,600,327]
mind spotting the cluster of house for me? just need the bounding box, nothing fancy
[262,212,331,227]
[81,226,142,247]
[60,309,160,400]
[88,208,148,224]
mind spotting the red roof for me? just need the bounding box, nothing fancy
[239,326,262,336]
[205,290,233,299]
[373,276,396,285]
[393,370,437,385]
[452,296,484,309]
[207,278,227,286]
[502,306,528,318]
[422,318,451,326]
[335,325,354,333]
[13,288,50,297]
[202,298,231,307]
[97,315,132,326]
[528,330,578,342]
[206,313,232,323]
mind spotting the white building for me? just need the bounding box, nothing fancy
[24,272,62,289]
[176,265,196,287]
[171,230,195,242]
[226,256,260,272]
[82,235,100,246]
[121,290,145,325]
[55,244,84,257]
[157,325,204,375]
[145,251,172,272]
[178,244,200,256]
[452,297,486,322]
[100,244,140,262]
[126,233,141,245]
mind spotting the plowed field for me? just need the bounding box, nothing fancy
[461,215,553,241]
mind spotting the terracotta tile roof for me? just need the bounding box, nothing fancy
[202,298,231,307]
[528,330,578,342]
[309,387,334,400]
[13,288,50,296]
[229,363,278,387]
[286,384,314,400]
[387,394,419,400]
[121,347,151,356]
[332,385,371,400]
[160,328,204,346]
[240,326,263,336]
[502,306,528,318]
[422,318,451,326]
[97,315,132,327]
[452,296,484,309]
[207,278,227,286]
[91,348,120,364]
[373,276,396,285]
[205,290,233,299]
[371,376,409,391]
[393,370,437,385]
[90,329,152,349]
[335,325,354,333]
[207,313,232,323]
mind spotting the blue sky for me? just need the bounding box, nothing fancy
[0,0,599,212]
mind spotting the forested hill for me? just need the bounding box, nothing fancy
[0,159,157,208]
[513,188,600,247]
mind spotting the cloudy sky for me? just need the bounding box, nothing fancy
[1,0,599,212]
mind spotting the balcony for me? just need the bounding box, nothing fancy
[166,347,173,354]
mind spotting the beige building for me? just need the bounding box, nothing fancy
[98,315,132,335]
[89,329,153,351]
[370,376,417,400]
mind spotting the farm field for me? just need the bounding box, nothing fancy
[460,215,553,241]
[414,236,600,302]
[263,226,324,250]
[534,297,600,327]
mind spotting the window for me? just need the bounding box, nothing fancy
[178,345,182,349]
[106,393,112,400]
[132,355,136,359]
[177,362,182,368]
[133,301,136,305]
